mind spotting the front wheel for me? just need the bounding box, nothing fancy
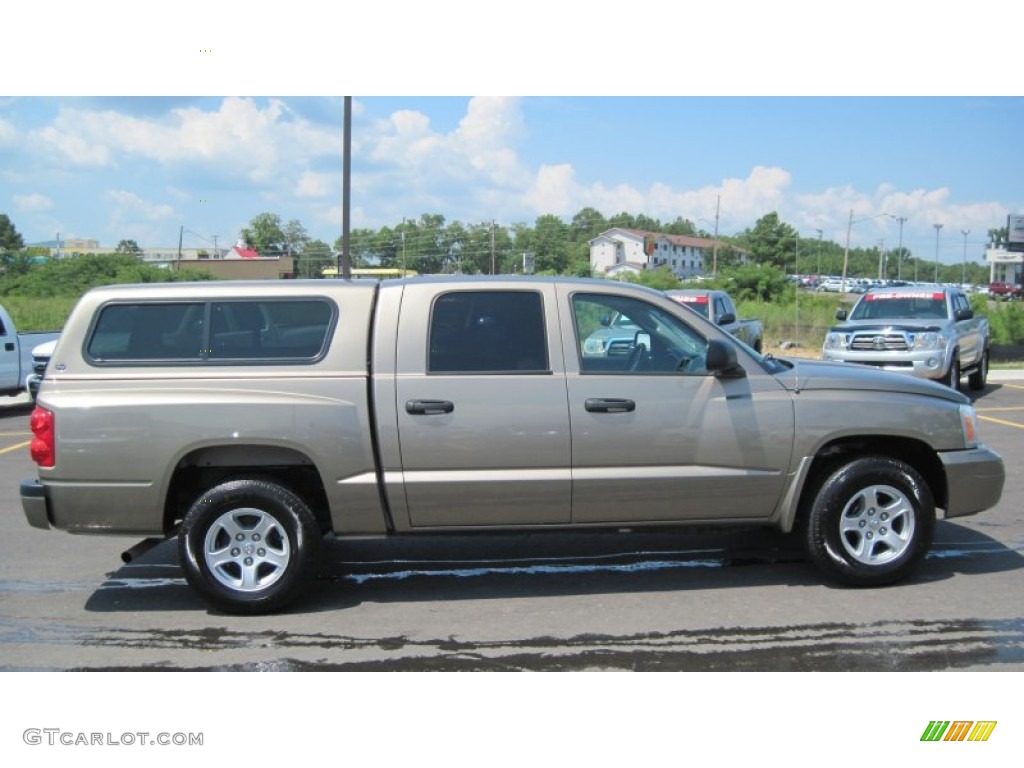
[179,479,322,614]
[968,349,989,391]
[944,354,960,390]
[803,457,935,587]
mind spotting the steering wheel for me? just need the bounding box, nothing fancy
[626,342,646,372]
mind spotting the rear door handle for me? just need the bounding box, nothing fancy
[584,398,636,413]
[405,399,455,415]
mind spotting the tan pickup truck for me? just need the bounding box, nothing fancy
[22,277,1004,613]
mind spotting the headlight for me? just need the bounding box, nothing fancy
[823,332,850,350]
[911,332,947,350]
[959,404,980,448]
[583,338,605,355]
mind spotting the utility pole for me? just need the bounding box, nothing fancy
[933,223,943,283]
[491,220,496,275]
[340,96,352,280]
[712,194,720,276]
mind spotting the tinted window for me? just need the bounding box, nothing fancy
[209,300,332,359]
[87,299,334,363]
[87,303,204,360]
[428,291,548,373]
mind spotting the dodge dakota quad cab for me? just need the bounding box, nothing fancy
[822,286,989,390]
[22,278,1004,614]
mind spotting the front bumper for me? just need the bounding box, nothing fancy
[940,445,1005,518]
[21,478,51,530]
[821,349,950,380]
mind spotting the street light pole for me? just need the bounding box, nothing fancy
[893,216,907,281]
[814,228,823,276]
[961,228,970,286]
[842,210,892,292]
[841,209,854,293]
[933,223,943,283]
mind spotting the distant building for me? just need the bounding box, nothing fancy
[36,237,294,279]
[986,246,1023,285]
[589,228,740,279]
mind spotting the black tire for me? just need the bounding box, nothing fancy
[944,354,960,390]
[968,349,989,391]
[179,479,321,614]
[803,456,935,587]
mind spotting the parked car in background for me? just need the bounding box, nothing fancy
[0,305,60,399]
[822,286,989,390]
[665,289,764,352]
[988,282,1023,300]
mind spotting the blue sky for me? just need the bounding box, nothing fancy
[3,2,1021,267]
[3,96,1020,266]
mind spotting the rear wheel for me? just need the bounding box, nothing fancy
[179,479,321,614]
[803,456,934,587]
[968,349,989,391]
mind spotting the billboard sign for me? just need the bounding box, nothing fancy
[1009,214,1024,252]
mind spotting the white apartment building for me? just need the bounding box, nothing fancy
[589,228,726,279]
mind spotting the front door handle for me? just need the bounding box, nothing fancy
[584,398,636,413]
[406,399,455,415]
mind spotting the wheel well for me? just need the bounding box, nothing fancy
[163,445,331,533]
[796,437,946,524]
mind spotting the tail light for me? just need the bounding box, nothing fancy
[29,406,55,468]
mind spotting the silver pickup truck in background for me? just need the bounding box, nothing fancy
[0,304,60,399]
[665,288,764,352]
[822,286,989,390]
[22,277,1004,613]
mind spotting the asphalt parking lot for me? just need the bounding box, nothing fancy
[0,375,1022,672]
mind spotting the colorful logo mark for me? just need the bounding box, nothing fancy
[921,721,997,742]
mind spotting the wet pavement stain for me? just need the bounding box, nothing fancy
[57,616,1024,672]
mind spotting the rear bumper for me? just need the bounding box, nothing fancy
[939,445,1005,518]
[21,478,51,530]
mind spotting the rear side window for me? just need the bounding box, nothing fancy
[428,291,548,373]
[86,299,335,364]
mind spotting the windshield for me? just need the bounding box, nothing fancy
[666,293,711,319]
[849,291,949,321]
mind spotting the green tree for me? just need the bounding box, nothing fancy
[240,212,287,255]
[739,212,799,268]
[297,239,333,278]
[0,213,25,252]
[721,264,788,303]
[531,214,571,273]
[623,267,682,290]
[115,239,142,254]
[283,219,309,257]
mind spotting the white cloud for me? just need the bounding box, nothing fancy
[295,171,332,198]
[30,97,342,183]
[105,189,175,221]
[0,117,16,146]
[14,193,53,212]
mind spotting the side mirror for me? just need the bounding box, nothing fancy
[835,309,848,321]
[706,339,746,378]
[717,312,736,326]
[634,331,651,350]
[954,308,973,321]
